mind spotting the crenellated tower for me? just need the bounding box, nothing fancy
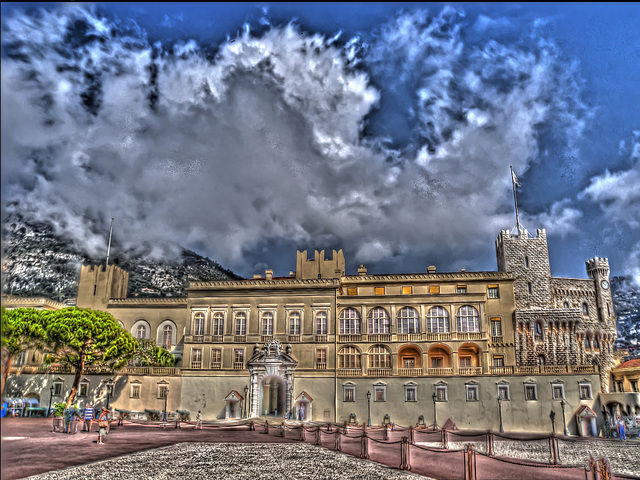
[76,264,129,311]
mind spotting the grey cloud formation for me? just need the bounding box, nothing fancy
[0,5,617,278]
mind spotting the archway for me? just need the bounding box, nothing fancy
[261,376,285,417]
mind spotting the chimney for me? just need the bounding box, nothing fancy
[358,264,367,276]
[253,274,262,279]
[427,266,436,273]
[289,271,296,277]
[265,269,273,280]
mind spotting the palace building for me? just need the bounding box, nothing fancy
[4,226,631,435]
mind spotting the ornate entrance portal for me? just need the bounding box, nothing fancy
[248,340,297,418]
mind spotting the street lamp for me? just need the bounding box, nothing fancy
[366,390,372,427]
[498,395,504,433]
[432,392,438,430]
[48,385,54,417]
[550,410,556,433]
[560,398,568,436]
[163,387,169,423]
[244,385,249,419]
[105,380,114,410]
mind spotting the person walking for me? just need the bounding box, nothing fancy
[195,410,202,429]
[83,404,95,432]
[97,407,110,444]
[617,417,626,441]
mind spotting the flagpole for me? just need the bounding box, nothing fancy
[106,218,114,267]
[510,166,521,237]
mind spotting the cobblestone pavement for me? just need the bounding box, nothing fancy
[23,443,427,480]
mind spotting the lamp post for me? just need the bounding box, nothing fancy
[244,385,249,419]
[163,387,169,423]
[432,392,438,430]
[105,380,113,410]
[366,390,372,427]
[498,395,504,433]
[560,398,568,436]
[48,385,54,417]
[550,410,556,434]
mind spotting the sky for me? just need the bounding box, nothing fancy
[1,3,639,283]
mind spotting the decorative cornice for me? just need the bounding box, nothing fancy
[1,295,67,310]
[108,298,187,306]
[188,278,341,290]
[341,272,513,283]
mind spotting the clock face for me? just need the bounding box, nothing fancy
[601,280,609,290]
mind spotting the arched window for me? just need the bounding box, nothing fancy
[194,312,205,336]
[339,308,361,335]
[162,325,173,349]
[456,306,479,332]
[338,346,361,369]
[535,322,543,341]
[368,345,391,369]
[136,324,147,339]
[235,312,246,336]
[368,307,390,334]
[582,303,589,315]
[212,313,224,336]
[593,336,600,349]
[537,355,545,366]
[316,311,328,335]
[397,307,420,334]
[584,336,591,348]
[427,306,450,333]
[563,301,569,308]
[289,311,301,335]
[262,312,274,336]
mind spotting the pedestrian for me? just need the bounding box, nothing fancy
[617,417,626,441]
[83,403,95,432]
[97,407,110,444]
[63,405,78,434]
[195,410,202,429]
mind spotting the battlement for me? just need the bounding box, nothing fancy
[296,249,345,280]
[77,264,129,310]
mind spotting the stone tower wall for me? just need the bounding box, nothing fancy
[76,264,129,311]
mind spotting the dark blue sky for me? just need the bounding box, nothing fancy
[2,3,639,282]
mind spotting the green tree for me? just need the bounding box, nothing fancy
[1,307,47,399]
[130,339,176,367]
[43,308,138,407]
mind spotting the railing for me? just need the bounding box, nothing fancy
[490,366,514,375]
[211,335,223,343]
[541,365,569,374]
[458,367,483,376]
[315,362,327,370]
[260,335,274,343]
[233,362,244,370]
[397,333,424,342]
[572,364,598,373]
[367,334,391,342]
[490,336,504,343]
[427,367,453,376]
[190,361,202,369]
[315,334,328,342]
[338,334,362,342]
[337,368,362,377]
[210,362,221,370]
[425,332,452,341]
[457,332,482,340]
[83,366,116,374]
[288,335,301,342]
[515,366,539,374]
[234,335,246,343]
[123,367,178,375]
[367,368,392,377]
[398,367,422,376]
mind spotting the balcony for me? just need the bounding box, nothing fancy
[490,366,514,375]
[210,362,221,370]
[288,335,301,342]
[190,361,202,369]
[397,333,424,342]
[458,367,483,376]
[315,335,328,342]
[123,367,179,375]
[211,335,223,343]
[427,367,453,376]
[233,362,245,370]
[367,368,392,377]
[457,332,482,341]
[185,335,213,343]
[490,336,504,344]
[234,335,247,343]
[398,368,422,376]
[337,368,362,377]
[368,334,391,342]
[315,362,327,370]
[425,333,452,342]
[338,334,362,342]
[260,335,274,343]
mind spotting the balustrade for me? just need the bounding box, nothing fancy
[427,367,453,376]
[367,368,392,377]
[398,367,422,376]
[458,367,483,376]
[337,368,362,377]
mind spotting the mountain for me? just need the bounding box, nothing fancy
[1,213,241,301]
[611,276,640,357]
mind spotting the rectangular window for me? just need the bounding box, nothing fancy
[497,385,510,401]
[53,383,63,396]
[456,285,467,293]
[315,311,328,335]
[579,383,592,399]
[459,357,471,368]
[435,386,447,402]
[130,384,141,399]
[552,384,564,400]
[490,318,502,337]
[616,381,624,393]
[158,385,169,399]
[431,357,443,368]
[429,285,440,294]
[487,285,499,299]
[465,385,479,401]
[191,348,202,368]
[347,287,358,296]
[403,357,416,369]
[493,356,505,367]
[234,349,244,364]
[79,383,88,397]
[632,381,639,393]
[402,286,412,295]
[374,386,386,402]
[316,348,327,368]
[374,287,385,296]
[211,348,222,369]
[343,386,355,402]
[524,384,537,401]
[405,386,417,402]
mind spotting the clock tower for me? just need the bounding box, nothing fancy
[585,257,614,324]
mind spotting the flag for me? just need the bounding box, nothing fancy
[512,169,521,188]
